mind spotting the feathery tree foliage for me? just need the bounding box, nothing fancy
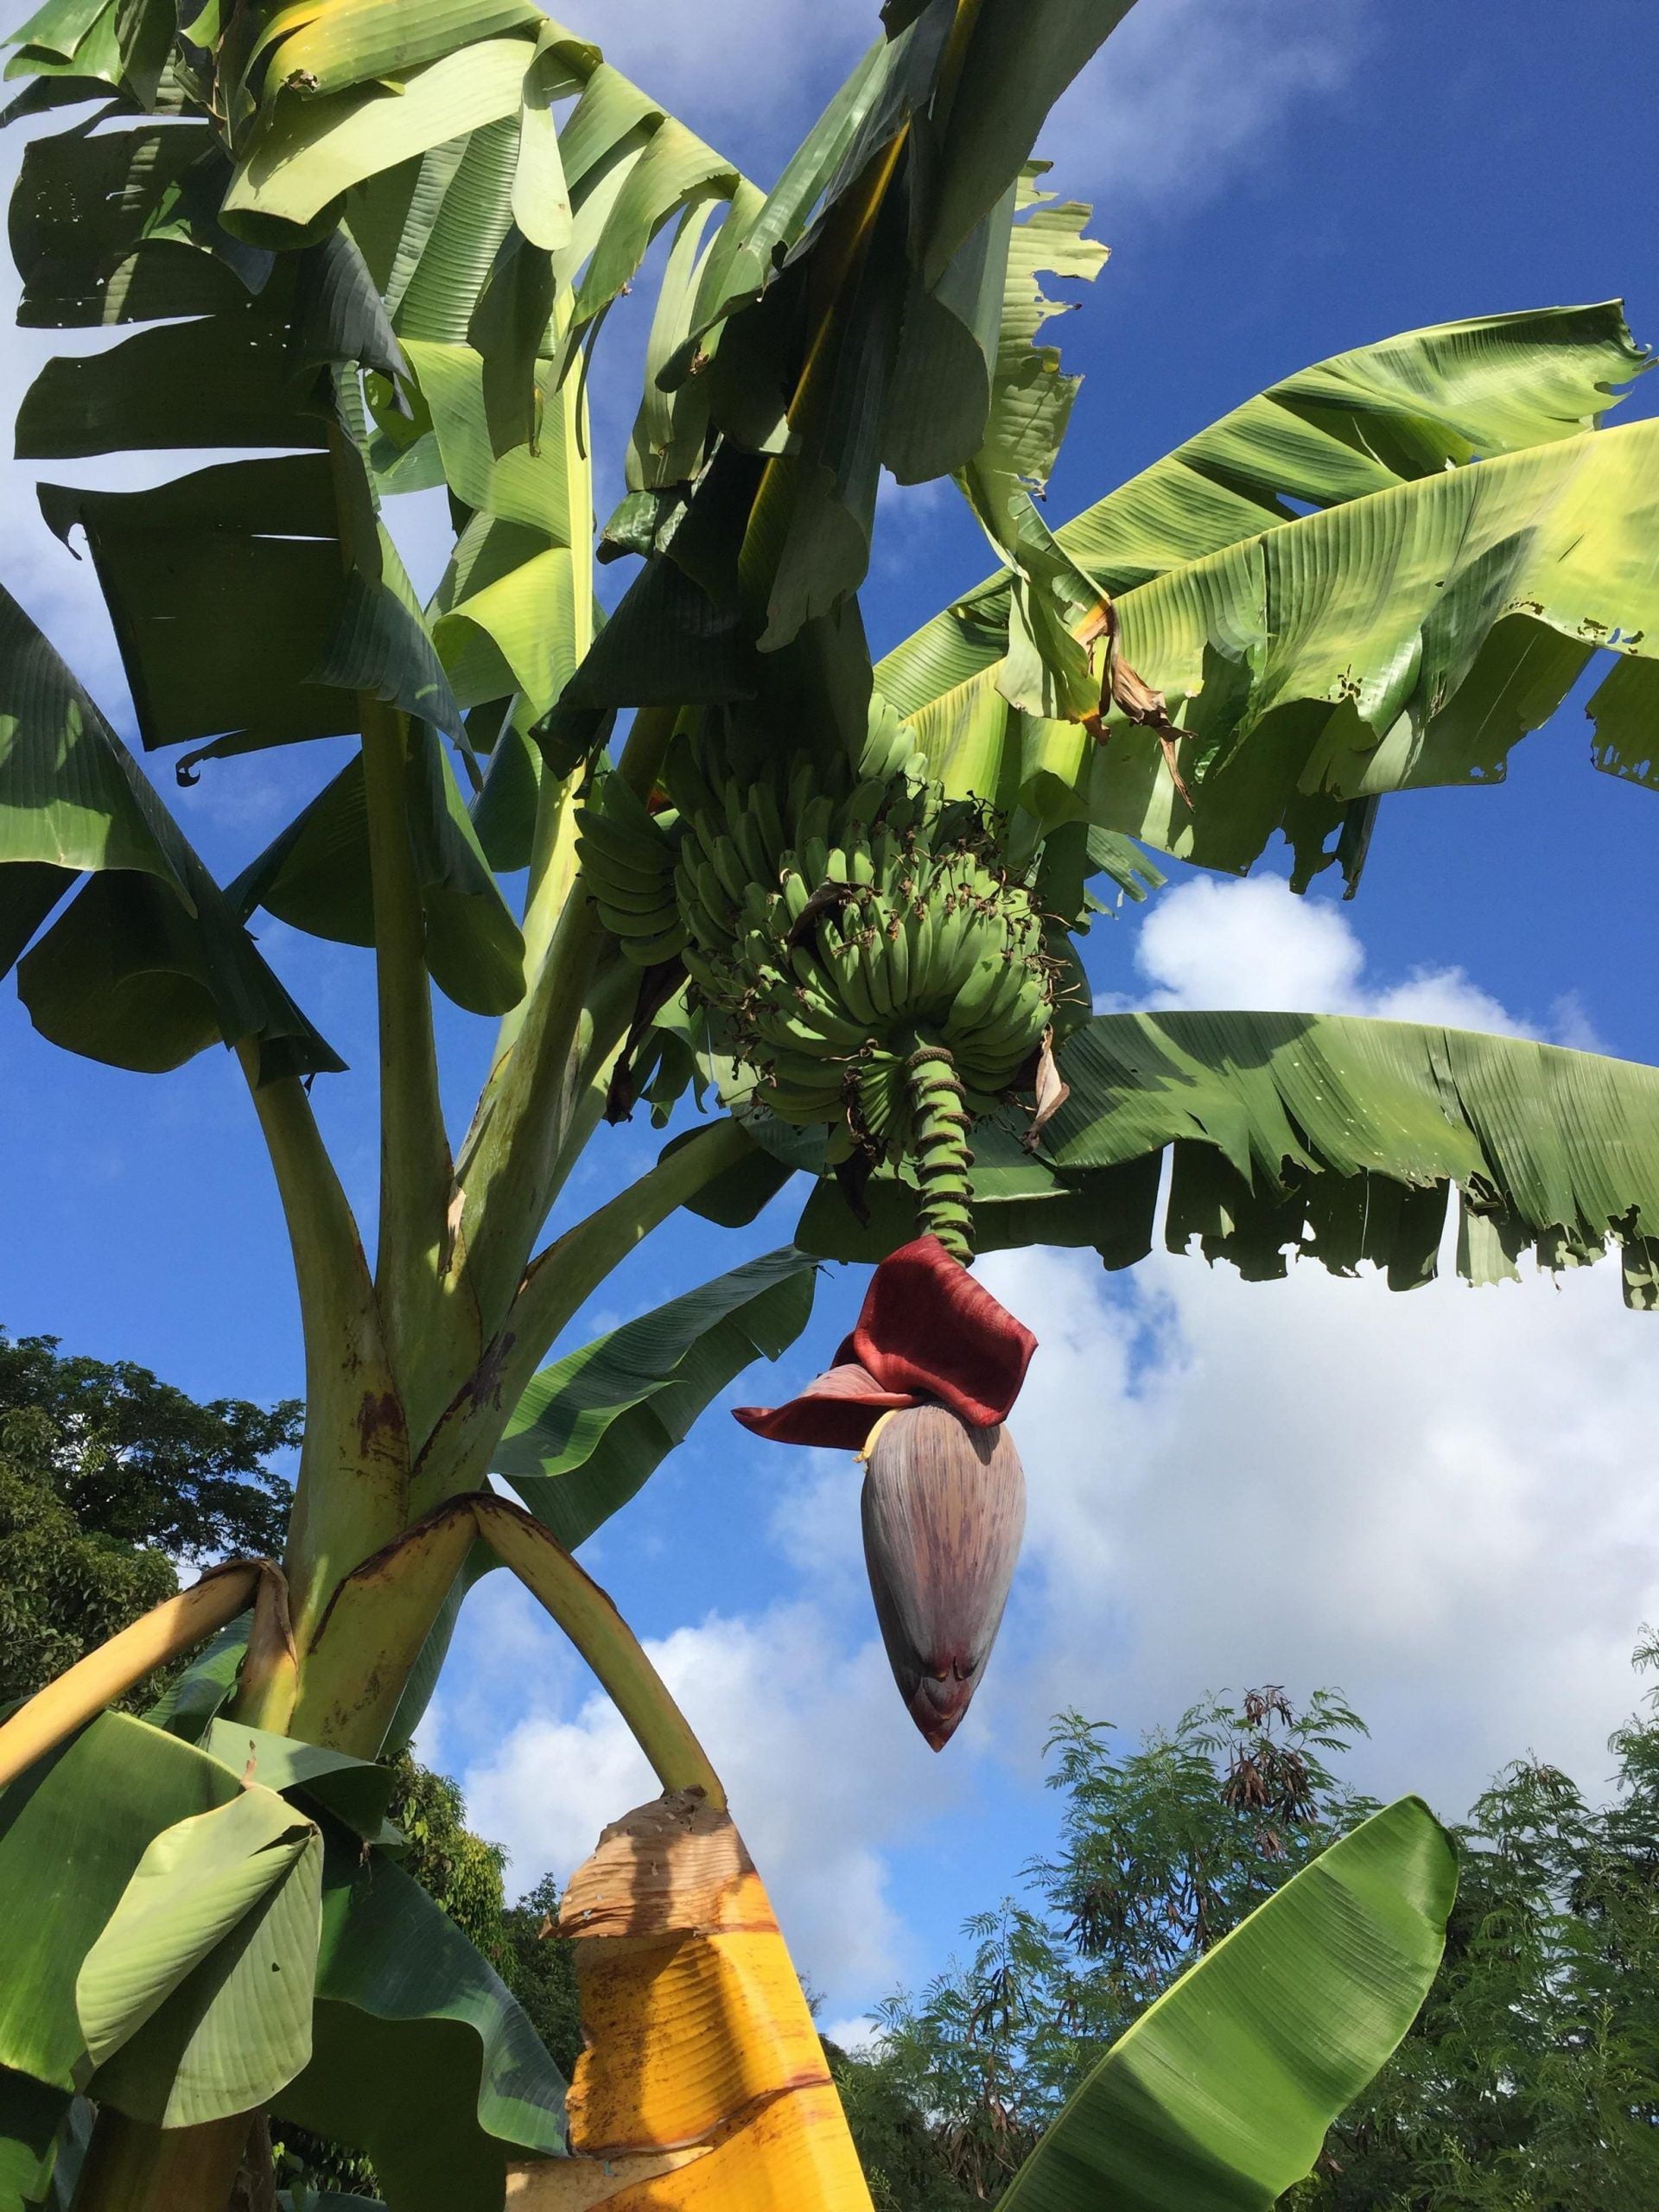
[838,1662,1659,2211]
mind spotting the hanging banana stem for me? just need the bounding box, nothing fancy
[906,1043,976,1262]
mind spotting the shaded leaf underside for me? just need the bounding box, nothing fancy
[797,1009,1659,1306]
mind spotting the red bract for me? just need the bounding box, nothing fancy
[734,1236,1037,1450]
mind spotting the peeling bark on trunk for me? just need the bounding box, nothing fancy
[507,1791,874,2210]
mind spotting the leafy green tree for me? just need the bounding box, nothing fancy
[840,1661,1659,2211]
[499,1877,583,2088]
[0,3,1653,2206]
[843,1688,1375,2204]
[0,1333,296,1563]
[0,1333,298,1706]
[0,1407,176,1710]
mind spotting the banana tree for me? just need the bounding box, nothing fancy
[1,3,1656,2209]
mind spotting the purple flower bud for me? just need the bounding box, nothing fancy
[861,1404,1026,1751]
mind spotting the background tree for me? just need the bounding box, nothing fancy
[837,1659,1659,2211]
[0,1333,296,1563]
[0,1332,296,1705]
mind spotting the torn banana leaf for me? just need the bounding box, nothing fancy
[1088,417,1659,880]
[653,0,1137,655]
[10,122,269,329]
[37,458,353,755]
[798,1010,1659,1306]
[882,302,1652,880]
[16,281,325,459]
[0,584,341,1079]
[494,1249,817,1550]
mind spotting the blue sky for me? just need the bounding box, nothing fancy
[4,0,1659,2028]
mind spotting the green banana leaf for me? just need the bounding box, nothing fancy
[616,0,1146,658]
[1089,417,1659,880]
[880,301,1652,880]
[495,1248,817,1550]
[798,1010,1659,1306]
[78,1786,324,2129]
[0,585,341,1081]
[0,2067,69,2212]
[1000,1797,1456,2211]
[920,0,1135,283]
[882,300,1648,715]
[273,1828,565,2212]
[195,1721,399,1847]
[0,1714,245,2094]
[145,1619,251,1745]
[0,1713,565,2208]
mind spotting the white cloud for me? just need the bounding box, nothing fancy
[1103,869,1555,1038]
[1046,0,1371,217]
[565,0,1371,229]
[555,0,868,150]
[978,1241,1659,1816]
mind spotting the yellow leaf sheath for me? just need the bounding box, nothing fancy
[507,1791,874,2211]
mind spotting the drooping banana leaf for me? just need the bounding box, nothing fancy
[195,1720,399,1847]
[10,122,269,330]
[229,728,526,1020]
[952,169,1110,727]
[798,1010,1659,1307]
[0,1713,248,2094]
[494,1247,817,1549]
[77,1785,324,2130]
[881,301,1653,882]
[272,1828,566,2212]
[0,1712,566,2209]
[37,458,358,755]
[3,8,761,1028]
[999,1796,1456,2211]
[0,584,342,1079]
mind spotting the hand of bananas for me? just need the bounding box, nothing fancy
[577,712,1067,1259]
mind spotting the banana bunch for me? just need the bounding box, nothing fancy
[574,774,685,967]
[581,709,1062,1256]
[680,721,1052,1211]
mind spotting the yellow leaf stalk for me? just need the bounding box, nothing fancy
[507,1791,874,2212]
[0,1560,288,1790]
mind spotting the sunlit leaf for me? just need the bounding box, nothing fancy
[1001,1798,1456,2211]
[495,1249,817,1550]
